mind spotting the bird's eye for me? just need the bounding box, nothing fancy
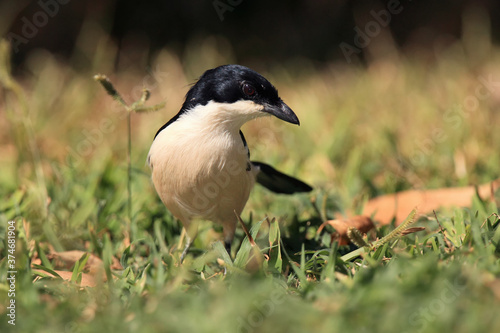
[242,83,256,97]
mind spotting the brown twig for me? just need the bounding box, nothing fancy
[234,210,256,246]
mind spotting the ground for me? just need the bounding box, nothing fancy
[0,32,500,333]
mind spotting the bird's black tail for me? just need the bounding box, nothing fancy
[252,161,312,194]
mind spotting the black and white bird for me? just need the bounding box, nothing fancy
[147,64,311,259]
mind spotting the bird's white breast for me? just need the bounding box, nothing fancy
[147,102,258,224]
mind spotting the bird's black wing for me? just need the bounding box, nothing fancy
[252,161,312,194]
[153,82,198,139]
[153,114,181,139]
[239,130,250,159]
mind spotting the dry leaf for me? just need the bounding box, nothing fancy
[31,249,122,287]
[47,251,103,273]
[46,250,122,273]
[362,178,500,225]
[320,215,375,246]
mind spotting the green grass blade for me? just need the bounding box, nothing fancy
[32,264,62,279]
[268,218,283,272]
[70,252,90,284]
[234,218,266,268]
[280,239,308,289]
[36,242,53,271]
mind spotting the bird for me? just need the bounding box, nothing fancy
[147,64,312,260]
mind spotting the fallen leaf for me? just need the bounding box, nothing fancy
[46,250,122,273]
[31,249,122,287]
[362,178,500,225]
[47,250,103,273]
[319,215,375,246]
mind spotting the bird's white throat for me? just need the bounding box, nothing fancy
[178,100,267,134]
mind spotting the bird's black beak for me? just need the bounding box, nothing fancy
[264,100,300,125]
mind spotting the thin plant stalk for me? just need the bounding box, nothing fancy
[94,74,165,240]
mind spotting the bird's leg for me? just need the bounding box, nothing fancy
[224,240,232,258]
[180,234,193,263]
[179,220,198,263]
[222,220,237,259]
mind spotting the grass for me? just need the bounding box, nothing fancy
[1,25,500,333]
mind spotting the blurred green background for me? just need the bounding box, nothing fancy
[1,1,500,332]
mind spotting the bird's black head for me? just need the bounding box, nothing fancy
[181,64,299,125]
